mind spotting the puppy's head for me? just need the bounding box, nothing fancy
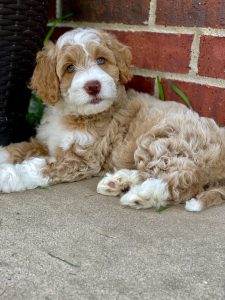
[30,28,132,115]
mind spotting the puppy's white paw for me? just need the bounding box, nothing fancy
[97,169,140,196]
[0,158,49,193]
[185,198,203,212]
[120,178,169,209]
[0,147,10,163]
[0,164,21,193]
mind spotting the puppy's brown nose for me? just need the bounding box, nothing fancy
[84,80,101,96]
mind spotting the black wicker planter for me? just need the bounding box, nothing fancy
[0,0,50,146]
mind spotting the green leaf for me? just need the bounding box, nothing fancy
[26,92,45,126]
[170,83,193,110]
[48,12,74,24]
[60,12,74,21]
[44,20,58,44]
[155,204,169,213]
[44,13,74,44]
[156,76,165,101]
[38,185,49,189]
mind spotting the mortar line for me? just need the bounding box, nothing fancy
[133,67,225,89]
[189,31,201,75]
[56,0,62,18]
[148,0,157,26]
[154,78,159,97]
[53,21,225,37]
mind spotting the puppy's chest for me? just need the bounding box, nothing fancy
[37,115,95,155]
[58,130,94,151]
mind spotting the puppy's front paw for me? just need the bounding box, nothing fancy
[0,158,48,193]
[120,178,169,209]
[0,164,21,193]
[97,169,140,196]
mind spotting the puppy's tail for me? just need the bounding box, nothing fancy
[186,185,225,212]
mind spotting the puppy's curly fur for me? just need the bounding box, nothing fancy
[1,28,225,212]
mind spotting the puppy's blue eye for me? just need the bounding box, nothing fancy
[96,57,105,65]
[67,65,75,73]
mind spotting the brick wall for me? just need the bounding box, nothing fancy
[49,0,225,125]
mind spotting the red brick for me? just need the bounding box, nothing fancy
[126,76,155,95]
[113,31,193,73]
[62,0,150,25]
[198,36,225,80]
[49,29,193,74]
[156,0,225,28]
[161,79,225,126]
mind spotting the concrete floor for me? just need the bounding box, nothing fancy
[0,178,225,300]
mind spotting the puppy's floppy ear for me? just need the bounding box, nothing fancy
[103,33,133,84]
[30,41,59,105]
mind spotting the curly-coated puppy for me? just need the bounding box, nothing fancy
[1,28,225,212]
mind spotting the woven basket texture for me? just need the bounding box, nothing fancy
[0,0,50,145]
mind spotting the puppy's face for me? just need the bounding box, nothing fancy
[30,28,132,115]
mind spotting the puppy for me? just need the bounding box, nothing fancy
[1,28,225,212]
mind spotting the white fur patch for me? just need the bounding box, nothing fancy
[0,147,9,163]
[56,28,101,48]
[37,108,95,155]
[64,65,117,115]
[97,169,140,196]
[120,178,169,209]
[60,131,94,150]
[0,158,48,193]
[185,198,203,212]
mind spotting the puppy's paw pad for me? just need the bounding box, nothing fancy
[97,169,139,197]
[108,181,116,188]
[97,175,123,196]
[185,198,203,212]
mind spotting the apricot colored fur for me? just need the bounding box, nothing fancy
[4,29,225,210]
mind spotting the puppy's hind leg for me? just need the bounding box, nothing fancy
[119,158,203,210]
[120,178,169,209]
[185,186,225,212]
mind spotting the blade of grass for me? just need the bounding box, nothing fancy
[48,12,74,24]
[44,13,74,44]
[155,204,169,213]
[60,12,74,21]
[170,83,193,110]
[44,20,57,44]
[156,76,165,101]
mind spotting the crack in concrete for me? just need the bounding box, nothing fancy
[47,252,81,268]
